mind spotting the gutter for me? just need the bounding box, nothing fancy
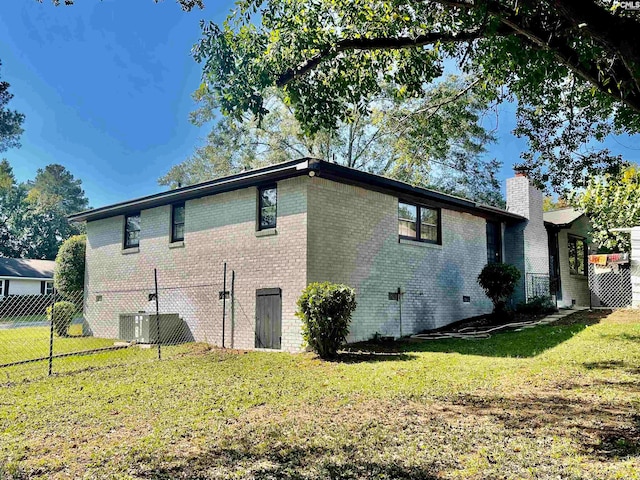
[69,157,525,224]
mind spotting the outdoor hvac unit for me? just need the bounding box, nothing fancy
[118,313,186,344]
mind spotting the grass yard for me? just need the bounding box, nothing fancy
[0,325,117,366]
[1,309,639,479]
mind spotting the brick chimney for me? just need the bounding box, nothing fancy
[504,170,550,303]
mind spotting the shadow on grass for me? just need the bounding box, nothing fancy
[349,324,588,359]
[332,351,418,363]
[136,444,440,480]
[583,359,640,376]
[452,391,640,459]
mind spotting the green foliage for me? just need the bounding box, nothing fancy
[477,263,522,315]
[28,164,89,215]
[164,77,504,206]
[516,296,556,315]
[296,282,357,359]
[571,166,640,252]
[54,235,86,297]
[191,0,640,192]
[0,61,24,153]
[543,196,569,212]
[0,159,87,259]
[46,301,77,337]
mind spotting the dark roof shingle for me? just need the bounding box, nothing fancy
[0,258,55,279]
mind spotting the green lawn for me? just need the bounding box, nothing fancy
[0,314,47,324]
[1,310,639,479]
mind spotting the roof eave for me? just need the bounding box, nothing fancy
[69,159,313,223]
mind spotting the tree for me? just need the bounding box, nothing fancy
[54,235,86,297]
[543,196,569,212]
[0,61,24,153]
[571,166,640,253]
[28,164,89,215]
[189,0,640,192]
[0,160,87,260]
[163,77,505,206]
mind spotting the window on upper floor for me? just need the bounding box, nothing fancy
[258,185,277,230]
[486,221,502,264]
[124,212,141,249]
[171,203,185,243]
[568,235,587,276]
[398,201,441,244]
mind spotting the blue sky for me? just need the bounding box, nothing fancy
[0,0,638,209]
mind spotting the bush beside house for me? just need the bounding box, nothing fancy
[297,283,357,359]
[477,263,521,317]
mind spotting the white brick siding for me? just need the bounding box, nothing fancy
[85,177,308,352]
[555,216,592,308]
[306,178,493,341]
[505,176,550,303]
[84,172,545,351]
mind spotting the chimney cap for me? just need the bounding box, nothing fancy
[513,165,532,177]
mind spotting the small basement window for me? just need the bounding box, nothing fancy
[398,201,440,244]
[171,202,185,243]
[124,212,141,249]
[258,185,277,230]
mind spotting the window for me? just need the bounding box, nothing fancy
[124,212,141,249]
[568,235,587,276]
[0,281,3,296]
[45,281,54,295]
[398,201,440,244]
[486,221,502,264]
[258,186,277,230]
[171,203,185,243]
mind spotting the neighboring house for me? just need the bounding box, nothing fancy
[544,208,594,308]
[70,159,558,352]
[0,258,55,297]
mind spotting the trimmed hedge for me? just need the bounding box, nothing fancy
[296,282,357,359]
[478,263,521,315]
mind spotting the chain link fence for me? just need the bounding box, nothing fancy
[588,262,632,308]
[0,267,258,382]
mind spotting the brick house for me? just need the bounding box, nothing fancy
[70,158,588,352]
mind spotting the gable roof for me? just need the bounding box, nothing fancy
[544,208,585,228]
[69,158,525,224]
[0,258,55,279]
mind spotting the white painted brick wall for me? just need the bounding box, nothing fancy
[555,216,591,307]
[306,178,493,341]
[85,177,309,352]
[506,176,550,303]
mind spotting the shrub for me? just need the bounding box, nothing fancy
[477,263,522,316]
[46,301,77,337]
[54,235,86,298]
[517,296,556,315]
[296,282,357,359]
